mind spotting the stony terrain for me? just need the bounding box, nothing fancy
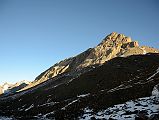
[0,53,159,119]
[80,92,159,120]
[0,32,159,120]
[22,32,159,90]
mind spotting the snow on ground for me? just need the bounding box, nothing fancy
[42,111,55,119]
[67,78,75,84]
[120,54,125,57]
[61,99,79,110]
[25,104,34,111]
[107,84,132,93]
[0,116,13,120]
[79,94,159,120]
[38,101,58,107]
[77,93,90,98]
[147,67,159,80]
[152,84,159,98]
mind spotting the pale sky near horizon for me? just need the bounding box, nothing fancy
[0,0,159,85]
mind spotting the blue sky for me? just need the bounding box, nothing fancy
[0,0,159,85]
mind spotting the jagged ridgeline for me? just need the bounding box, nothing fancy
[23,32,159,90]
[0,81,30,95]
[0,32,159,119]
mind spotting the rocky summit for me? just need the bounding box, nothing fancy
[0,32,159,120]
[22,32,159,90]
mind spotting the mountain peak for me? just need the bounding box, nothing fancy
[21,32,159,90]
[99,32,138,48]
[0,80,30,95]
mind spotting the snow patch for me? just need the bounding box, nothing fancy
[38,102,58,107]
[25,104,34,111]
[0,116,13,120]
[147,67,159,80]
[79,95,159,120]
[61,99,78,110]
[152,84,159,98]
[120,54,125,57]
[2,84,10,93]
[67,78,74,84]
[108,84,132,93]
[77,93,90,98]
[42,111,54,118]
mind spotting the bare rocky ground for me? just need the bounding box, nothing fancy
[0,53,159,119]
[0,32,159,120]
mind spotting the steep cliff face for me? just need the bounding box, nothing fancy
[24,32,159,89]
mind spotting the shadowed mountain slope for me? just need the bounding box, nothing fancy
[22,32,159,90]
[0,32,159,119]
[0,53,159,119]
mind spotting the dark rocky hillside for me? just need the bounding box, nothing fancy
[0,53,159,119]
[21,32,159,91]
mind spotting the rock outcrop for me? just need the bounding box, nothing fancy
[0,80,30,95]
[0,82,13,94]
[1,53,159,119]
[0,86,2,94]
[23,32,159,90]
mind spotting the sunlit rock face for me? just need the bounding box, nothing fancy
[0,32,159,119]
[0,86,2,94]
[0,53,159,119]
[23,32,159,90]
[0,81,30,95]
[2,84,9,93]
[0,83,12,94]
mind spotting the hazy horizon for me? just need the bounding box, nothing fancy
[0,0,159,85]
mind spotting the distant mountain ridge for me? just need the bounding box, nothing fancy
[23,32,159,90]
[0,80,30,95]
